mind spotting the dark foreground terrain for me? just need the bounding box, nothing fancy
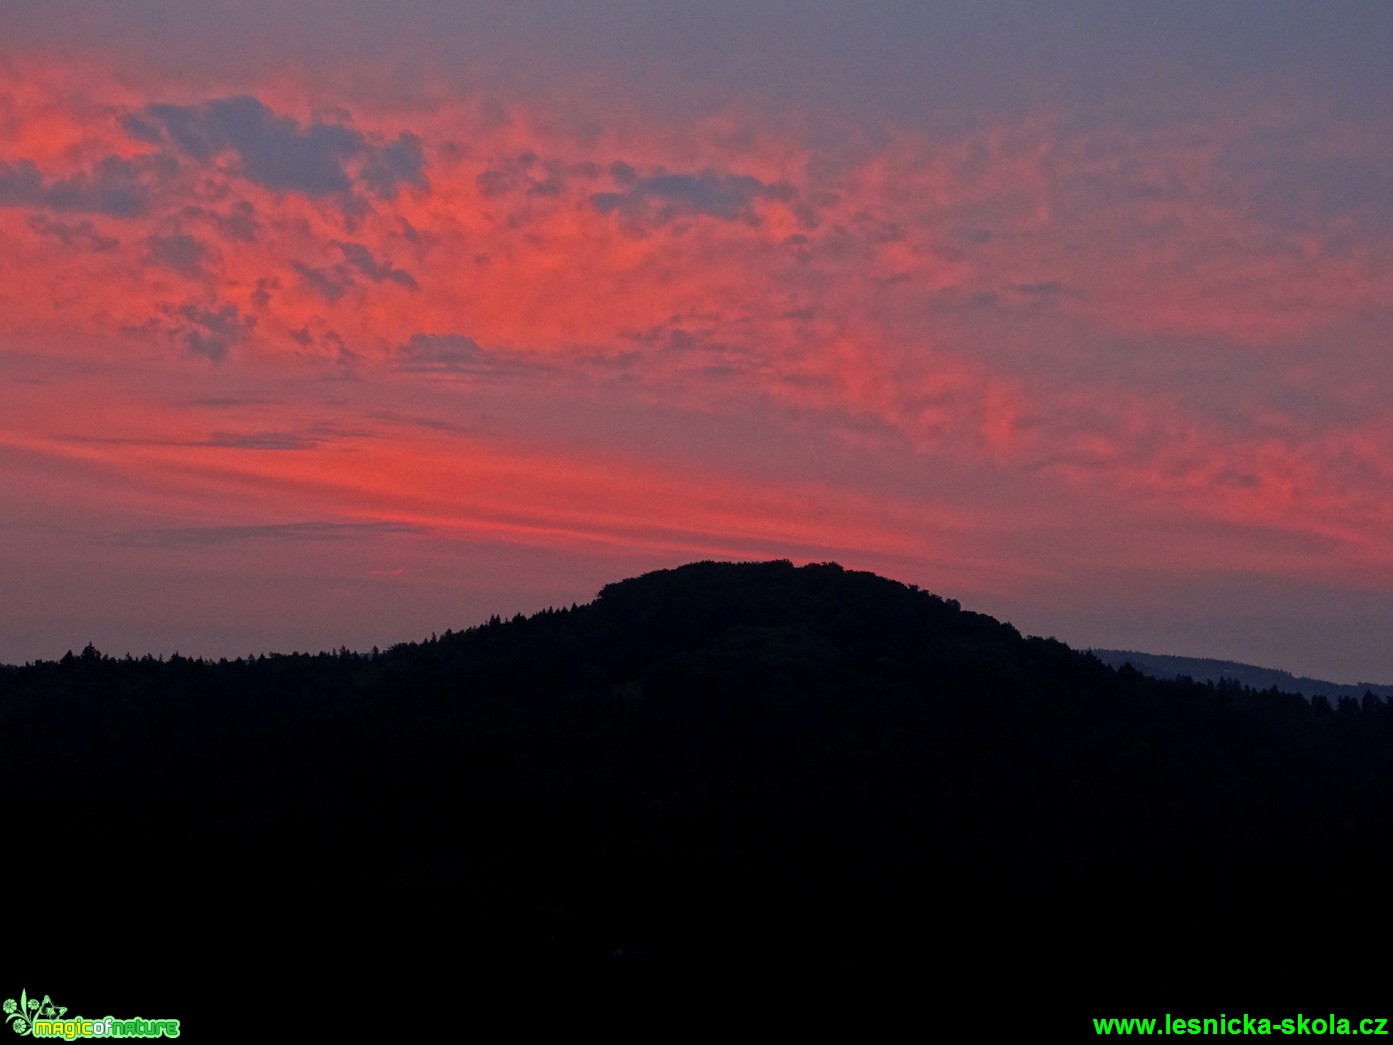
[3,561,1390,1032]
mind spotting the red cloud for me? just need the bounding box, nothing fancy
[2,55,1393,667]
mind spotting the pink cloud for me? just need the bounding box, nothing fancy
[2,54,1392,675]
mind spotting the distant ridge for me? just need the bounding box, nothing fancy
[1090,648,1393,701]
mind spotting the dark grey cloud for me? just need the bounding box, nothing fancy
[26,215,119,252]
[60,422,362,452]
[182,395,285,408]
[616,318,760,382]
[0,161,43,202]
[332,241,418,289]
[0,154,172,217]
[250,276,279,309]
[292,261,353,302]
[221,200,262,241]
[333,340,365,369]
[294,241,417,301]
[126,96,428,199]
[359,132,427,199]
[591,168,794,225]
[201,431,324,451]
[166,301,256,362]
[395,333,509,373]
[476,152,572,200]
[200,420,369,449]
[475,169,512,198]
[116,520,427,549]
[188,199,261,242]
[145,232,213,275]
[283,326,359,368]
[130,96,357,193]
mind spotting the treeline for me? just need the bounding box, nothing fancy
[2,560,1389,1026]
[1091,646,1393,703]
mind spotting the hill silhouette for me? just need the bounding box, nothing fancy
[1091,647,1393,702]
[3,560,1389,1029]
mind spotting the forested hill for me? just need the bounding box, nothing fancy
[3,560,1390,1027]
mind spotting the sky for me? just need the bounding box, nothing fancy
[3,2,1392,682]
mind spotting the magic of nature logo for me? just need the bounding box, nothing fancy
[4,991,179,1039]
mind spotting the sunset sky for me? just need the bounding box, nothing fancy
[3,2,1392,682]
